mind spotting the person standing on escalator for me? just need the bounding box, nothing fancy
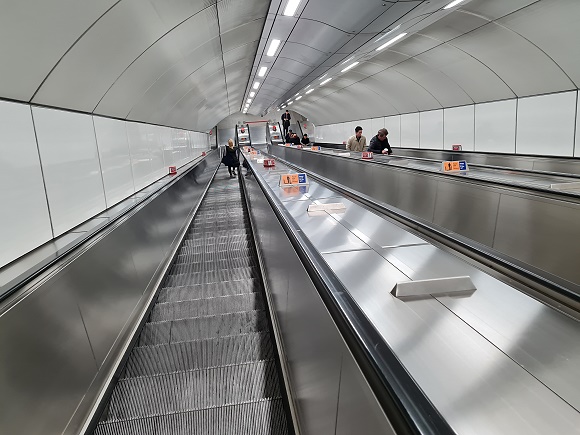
[368,128,393,155]
[222,138,239,178]
[281,110,291,138]
[346,126,367,152]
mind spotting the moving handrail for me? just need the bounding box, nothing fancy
[241,150,455,435]
[0,153,214,305]
[267,146,580,313]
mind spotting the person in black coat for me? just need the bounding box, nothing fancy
[285,129,293,143]
[281,110,291,137]
[291,133,301,145]
[368,128,393,155]
[301,134,310,145]
[222,138,239,177]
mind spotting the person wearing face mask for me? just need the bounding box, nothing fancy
[346,126,366,152]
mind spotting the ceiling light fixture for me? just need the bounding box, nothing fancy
[319,74,327,80]
[283,0,301,16]
[267,39,281,57]
[288,101,293,105]
[376,33,407,51]
[247,99,252,103]
[341,61,359,73]
[374,25,401,43]
[320,78,332,85]
[258,66,267,77]
[253,81,260,89]
[296,96,302,100]
[250,92,255,97]
[444,0,465,9]
[305,89,314,94]
[341,56,354,65]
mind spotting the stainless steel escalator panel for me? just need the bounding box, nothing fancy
[94,173,290,435]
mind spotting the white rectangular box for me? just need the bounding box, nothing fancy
[401,113,420,148]
[420,109,443,149]
[126,121,153,191]
[444,105,475,151]
[385,115,401,147]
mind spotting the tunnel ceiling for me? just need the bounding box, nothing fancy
[1,0,578,132]
[0,0,270,132]
[251,0,580,125]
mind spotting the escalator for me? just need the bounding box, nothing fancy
[93,172,291,434]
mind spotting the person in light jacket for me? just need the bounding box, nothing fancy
[346,126,367,152]
[368,128,393,155]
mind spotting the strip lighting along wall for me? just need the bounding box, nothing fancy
[305,89,313,94]
[283,0,301,16]
[253,81,260,89]
[249,92,255,97]
[341,61,359,73]
[295,96,302,100]
[376,33,407,51]
[320,78,332,85]
[258,66,267,77]
[267,39,281,56]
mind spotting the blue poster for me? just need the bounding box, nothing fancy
[298,173,307,184]
[458,161,467,171]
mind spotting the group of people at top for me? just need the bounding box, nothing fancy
[346,125,392,155]
[281,109,310,145]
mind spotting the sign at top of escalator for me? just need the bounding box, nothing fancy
[279,173,309,187]
[441,160,469,172]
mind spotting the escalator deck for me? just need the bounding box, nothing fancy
[94,173,290,434]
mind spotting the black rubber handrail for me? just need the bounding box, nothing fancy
[240,152,455,435]
[0,152,214,305]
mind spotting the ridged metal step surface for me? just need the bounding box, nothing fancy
[94,173,290,434]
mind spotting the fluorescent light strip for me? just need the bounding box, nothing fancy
[374,25,401,43]
[341,56,354,65]
[247,99,252,103]
[267,39,281,57]
[305,89,314,94]
[319,74,327,80]
[249,92,255,97]
[283,0,301,16]
[341,61,359,73]
[376,33,407,51]
[320,78,332,85]
[288,101,293,105]
[444,0,465,9]
[258,66,267,77]
[296,96,302,100]
[253,81,260,89]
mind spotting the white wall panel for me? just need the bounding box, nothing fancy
[385,115,400,147]
[400,113,420,148]
[444,105,475,151]
[516,91,576,157]
[475,99,517,153]
[126,122,152,191]
[0,102,53,267]
[148,125,165,180]
[371,117,384,136]
[576,95,580,158]
[33,107,106,236]
[419,110,443,149]
[358,119,372,140]
[93,117,135,208]
[159,127,173,167]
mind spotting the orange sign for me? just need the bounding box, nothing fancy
[279,173,308,187]
[442,160,469,172]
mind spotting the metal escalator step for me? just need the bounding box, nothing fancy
[176,244,252,256]
[123,332,274,378]
[138,310,268,347]
[94,399,288,435]
[150,293,264,322]
[172,250,253,266]
[183,234,250,247]
[184,230,249,241]
[188,225,249,236]
[104,360,282,422]
[157,279,262,303]
[165,267,259,287]
[169,256,258,275]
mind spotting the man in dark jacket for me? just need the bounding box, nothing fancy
[301,134,310,145]
[368,128,393,155]
[281,110,291,137]
[285,129,293,143]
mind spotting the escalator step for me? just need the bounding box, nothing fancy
[123,332,274,378]
[150,293,264,322]
[169,256,258,275]
[158,278,261,303]
[138,310,269,347]
[165,267,259,287]
[175,245,252,258]
[104,360,281,421]
[94,399,288,435]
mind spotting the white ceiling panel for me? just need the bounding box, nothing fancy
[417,9,489,43]
[336,33,377,55]
[416,44,515,103]
[497,0,580,87]
[95,9,220,117]
[461,0,538,20]
[272,57,314,77]
[372,50,412,69]
[355,62,390,77]
[450,22,575,96]
[217,0,270,34]
[372,69,441,112]
[224,41,259,67]
[0,0,118,101]
[389,34,442,58]
[288,21,351,54]
[221,19,265,52]
[278,42,330,67]
[364,1,423,33]
[359,76,418,114]
[33,0,216,111]
[391,58,473,107]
